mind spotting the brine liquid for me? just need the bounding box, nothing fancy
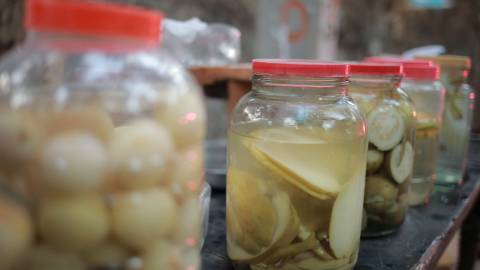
[437,95,472,185]
[409,128,439,206]
[227,126,366,270]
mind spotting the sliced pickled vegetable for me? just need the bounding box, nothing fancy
[364,176,398,215]
[38,195,109,251]
[415,118,439,138]
[227,192,299,264]
[226,199,263,255]
[297,226,333,260]
[367,105,405,151]
[227,168,277,247]
[329,169,365,259]
[366,149,384,175]
[264,233,320,264]
[0,196,33,270]
[386,141,414,184]
[294,256,352,270]
[248,130,340,199]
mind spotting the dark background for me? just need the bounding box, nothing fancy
[0,0,478,131]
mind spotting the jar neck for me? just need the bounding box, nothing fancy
[441,66,469,85]
[252,74,348,98]
[349,75,401,93]
[24,32,157,53]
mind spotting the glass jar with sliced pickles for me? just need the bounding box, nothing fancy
[400,64,445,205]
[417,55,474,185]
[0,1,205,270]
[227,60,368,270]
[348,63,415,236]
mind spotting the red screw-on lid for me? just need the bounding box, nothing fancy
[25,0,163,43]
[252,59,349,77]
[363,57,432,67]
[403,65,440,80]
[349,63,403,76]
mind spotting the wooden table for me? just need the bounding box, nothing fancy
[201,136,480,270]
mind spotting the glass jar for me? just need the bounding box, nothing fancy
[348,63,415,237]
[0,1,205,270]
[400,65,445,205]
[227,60,368,270]
[417,55,474,185]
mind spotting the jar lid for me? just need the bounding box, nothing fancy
[363,57,432,67]
[415,55,471,69]
[403,65,440,80]
[25,0,163,43]
[252,59,349,77]
[349,63,402,76]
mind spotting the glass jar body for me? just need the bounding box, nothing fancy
[227,74,368,270]
[349,77,416,236]
[436,67,474,185]
[401,79,445,205]
[0,33,205,270]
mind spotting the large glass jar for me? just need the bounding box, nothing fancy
[227,60,368,270]
[348,63,415,237]
[0,1,205,270]
[400,65,445,205]
[417,55,474,185]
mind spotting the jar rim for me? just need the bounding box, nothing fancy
[252,59,349,78]
[363,57,432,67]
[25,0,163,43]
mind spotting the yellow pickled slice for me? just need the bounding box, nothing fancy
[329,169,365,258]
[295,256,352,270]
[227,192,299,264]
[227,168,277,247]
[247,129,341,199]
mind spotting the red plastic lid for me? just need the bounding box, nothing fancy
[349,63,403,76]
[403,65,440,80]
[364,57,432,67]
[252,59,349,77]
[25,0,163,43]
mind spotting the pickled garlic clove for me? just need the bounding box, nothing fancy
[38,195,110,252]
[108,120,174,190]
[40,132,108,194]
[366,149,384,175]
[20,245,87,270]
[156,92,206,150]
[0,112,44,170]
[44,109,114,143]
[0,196,33,270]
[111,188,178,250]
[82,242,129,268]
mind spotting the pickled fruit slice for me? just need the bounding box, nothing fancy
[227,192,299,264]
[367,105,405,151]
[295,256,352,270]
[248,130,340,199]
[264,233,320,264]
[386,141,414,184]
[227,168,277,246]
[329,169,365,258]
[366,149,383,175]
[364,176,398,215]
